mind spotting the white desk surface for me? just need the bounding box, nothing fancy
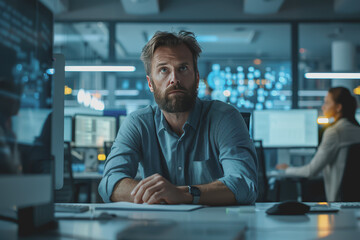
[1,203,360,240]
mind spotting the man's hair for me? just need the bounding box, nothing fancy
[140,31,202,76]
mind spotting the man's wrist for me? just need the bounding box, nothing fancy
[178,186,193,204]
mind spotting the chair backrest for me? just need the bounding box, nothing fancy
[104,141,113,157]
[254,140,268,202]
[240,112,251,130]
[339,143,360,202]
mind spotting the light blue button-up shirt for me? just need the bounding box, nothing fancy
[98,98,258,204]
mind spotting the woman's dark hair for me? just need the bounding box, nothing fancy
[328,87,359,126]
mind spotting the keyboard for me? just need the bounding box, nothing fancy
[55,203,90,213]
[330,202,360,209]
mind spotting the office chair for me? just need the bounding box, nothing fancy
[104,141,113,157]
[339,143,360,202]
[254,140,269,202]
[55,142,75,203]
[240,112,251,131]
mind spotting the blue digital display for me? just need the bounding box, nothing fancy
[203,63,291,110]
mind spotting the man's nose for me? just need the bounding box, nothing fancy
[169,71,180,85]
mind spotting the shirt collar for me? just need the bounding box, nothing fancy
[156,98,202,134]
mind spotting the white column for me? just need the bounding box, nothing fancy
[107,74,116,108]
[331,41,355,90]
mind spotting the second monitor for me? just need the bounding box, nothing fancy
[74,115,117,148]
[253,109,319,148]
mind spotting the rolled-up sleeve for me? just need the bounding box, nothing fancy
[285,126,339,178]
[98,115,142,202]
[216,109,258,204]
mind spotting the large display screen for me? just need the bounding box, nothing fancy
[253,109,318,148]
[0,0,53,174]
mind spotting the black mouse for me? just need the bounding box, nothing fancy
[266,201,310,215]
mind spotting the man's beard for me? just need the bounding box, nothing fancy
[152,79,198,113]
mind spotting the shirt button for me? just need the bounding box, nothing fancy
[178,167,182,171]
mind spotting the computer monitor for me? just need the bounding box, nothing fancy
[74,115,117,148]
[0,0,64,234]
[119,115,127,129]
[64,116,73,142]
[356,112,360,124]
[253,109,318,148]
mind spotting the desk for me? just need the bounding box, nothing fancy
[1,203,359,239]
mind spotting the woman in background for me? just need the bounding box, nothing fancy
[277,87,360,201]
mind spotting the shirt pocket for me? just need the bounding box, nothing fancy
[190,158,214,185]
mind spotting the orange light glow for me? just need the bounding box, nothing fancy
[253,58,262,65]
[98,154,106,161]
[353,86,360,95]
[64,85,72,95]
[317,214,333,238]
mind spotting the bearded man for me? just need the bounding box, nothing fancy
[98,31,258,205]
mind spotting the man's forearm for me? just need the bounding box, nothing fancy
[110,178,139,202]
[111,178,237,205]
[193,180,237,206]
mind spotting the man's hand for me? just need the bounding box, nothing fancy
[130,173,192,204]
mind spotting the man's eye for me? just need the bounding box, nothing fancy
[160,68,167,73]
[179,66,188,71]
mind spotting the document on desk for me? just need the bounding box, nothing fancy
[95,202,203,211]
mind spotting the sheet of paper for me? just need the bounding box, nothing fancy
[94,202,203,211]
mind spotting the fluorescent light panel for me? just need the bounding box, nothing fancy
[65,66,136,72]
[305,72,360,79]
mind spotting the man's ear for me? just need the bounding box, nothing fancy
[146,75,154,93]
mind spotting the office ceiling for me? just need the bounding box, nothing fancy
[48,0,360,65]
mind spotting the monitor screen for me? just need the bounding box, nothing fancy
[64,116,72,142]
[0,0,55,210]
[253,109,318,148]
[356,112,360,124]
[74,115,117,148]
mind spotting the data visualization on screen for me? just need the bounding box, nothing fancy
[253,110,318,148]
[74,115,116,148]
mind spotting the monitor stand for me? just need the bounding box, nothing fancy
[17,203,57,236]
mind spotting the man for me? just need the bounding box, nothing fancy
[98,31,258,205]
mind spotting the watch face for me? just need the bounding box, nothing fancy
[190,186,201,196]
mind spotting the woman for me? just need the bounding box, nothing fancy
[277,87,360,201]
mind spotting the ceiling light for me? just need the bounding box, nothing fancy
[304,72,360,79]
[65,66,136,72]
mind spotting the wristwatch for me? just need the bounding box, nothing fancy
[188,186,201,204]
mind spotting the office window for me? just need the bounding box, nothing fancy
[56,22,293,113]
[298,23,360,110]
[116,23,292,111]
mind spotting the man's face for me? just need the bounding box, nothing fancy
[146,44,199,113]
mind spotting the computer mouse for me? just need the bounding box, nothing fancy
[266,201,310,215]
[97,212,117,219]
